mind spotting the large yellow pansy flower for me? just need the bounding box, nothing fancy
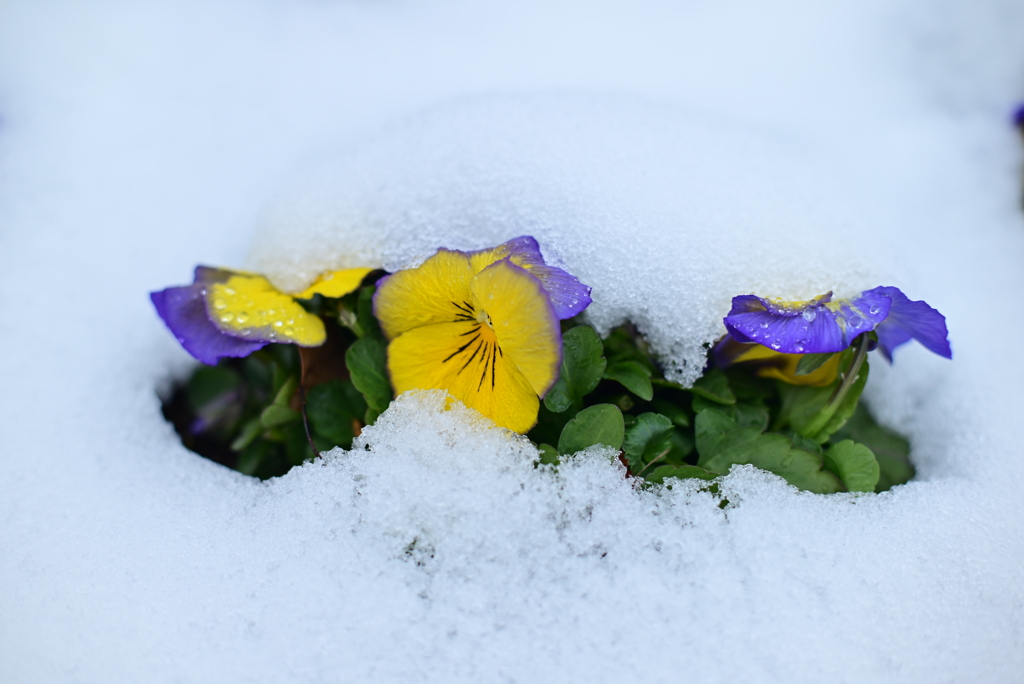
[374,249,562,433]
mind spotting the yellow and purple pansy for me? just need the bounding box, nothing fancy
[718,286,951,372]
[151,265,372,365]
[374,236,590,433]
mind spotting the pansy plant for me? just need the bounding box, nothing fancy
[155,242,946,496]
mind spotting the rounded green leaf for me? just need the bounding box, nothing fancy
[603,361,654,401]
[623,412,674,469]
[346,336,393,413]
[823,439,880,492]
[544,326,607,413]
[557,404,625,455]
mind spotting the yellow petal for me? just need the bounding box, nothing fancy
[294,267,373,299]
[207,274,326,346]
[733,344,841,387]
[470,260,561,396]
[468,243,511,273]
[387,320,541,433]
[374,249,476,341]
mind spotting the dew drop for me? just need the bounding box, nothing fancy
[284,327,295,336]
[869,305,881,315]
[236,312,249,324]
[213,298,227,310]
[224,287,236,296]
[219,313,234,323]
[801,309,817,322]
[770,341,782,350]
[760,321,770,329]
[273,320,283,328]
[849,316,862,329]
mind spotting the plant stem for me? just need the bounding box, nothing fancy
[802,334,869,439]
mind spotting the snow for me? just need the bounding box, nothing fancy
[2,1,1023,682]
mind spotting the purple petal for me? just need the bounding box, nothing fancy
[865,286,951,362]
[498,236,593,319]
[723,290,889,355]
[151,281,266,365]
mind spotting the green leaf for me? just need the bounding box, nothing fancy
[696,408,841,493]
[776,356,870,444]
[283,422,314,466]
[663,429,695,464]
[831,403,913,492]
[748,443,843,494]
[785,430,822,455]
[364,406,382,426]
[230,417,263,452]
[694,408,738,458]
[823,440,880,493]
[795,352,836,376]
[623,413,674,471]
[261,404,300,429]
[646,464,718,484]
[688,368,736,405]
[557,404,625,454]
[346,336,393,413]
[306,380,365,447]
[271,374,298,407]
[603,361,654,401]
[544,326,607,413]
[356,285,382,339]
[537,443,560,466]
[186,365,240,410]
[734,402,770,431]
[650,399,690,427]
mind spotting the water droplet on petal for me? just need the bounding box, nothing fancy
[770,341,782,350]
[284,327,294,336]
[760,321,770,329]
[224,287,236,296]
[801,309,817,322]
[273,320,283,328]
[849,316,862,329]
[794,343,805,353]
[219,313,234,323]
[869,305,880,315]
[236,312,249,324]
[213,297,227,310]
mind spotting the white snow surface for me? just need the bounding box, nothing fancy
[2,1,1024,682]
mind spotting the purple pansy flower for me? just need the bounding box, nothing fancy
[722,286,951,362]
[467,236,592,319]
[152,264,372,365]
[151,267,267,365]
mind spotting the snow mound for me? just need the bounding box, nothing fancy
[250,95,884,386]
